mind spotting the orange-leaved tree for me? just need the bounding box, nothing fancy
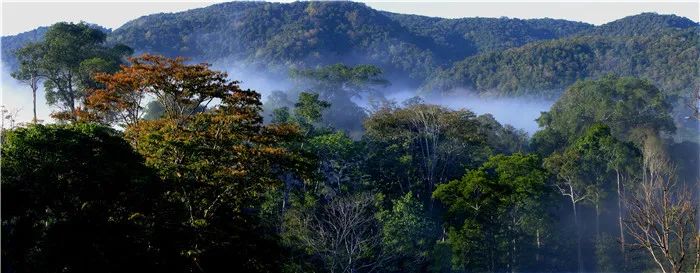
[85,54,313,271]
[84,54,233,126]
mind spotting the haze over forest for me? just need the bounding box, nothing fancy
[2,1,698,132]
[1,2,699,273]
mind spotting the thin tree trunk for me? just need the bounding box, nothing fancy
[616,169,626,265]
[536,229,541,262]
[32,86,37,123]
[572,197,583,273]
[595,201,600,239]
[30,74,38,123]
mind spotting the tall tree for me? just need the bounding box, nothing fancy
[121,60,309,271]
[596,125,641,262]
[434,153,551,272]
[291,64,389,98]
[544,148,589,272]
[291,64,389,135]
[377,192,437,273]
[625,136,699,273]
[284,193,389,273]
[15,22,132,121]
[364,104,486,203]
[11,43,45,123]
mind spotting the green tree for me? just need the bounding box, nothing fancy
[364,103,487,203]
[124,76,307,272]
[377,192,437,273]
[535,75,675,149]
[543,148,590,272]
[291,64,389,97]
[476,113,529,154]
[291,64,389,135]
[14,22,132,121]
[1,124,160,272]
[572,125,640,246]
[433,153,551,272]
[544,124,641,271]
[571,125,614,238]
[307,131,366,197]
[11,43,46,123]
[294,92,332,136]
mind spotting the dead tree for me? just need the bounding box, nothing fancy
[297,193,389,273]
[625,138,699,273]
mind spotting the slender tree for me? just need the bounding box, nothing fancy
[434,153,551,272]
[12,22,132,121]
[625,138,699,273]
[11,43,45,123]
[544,149,589,273]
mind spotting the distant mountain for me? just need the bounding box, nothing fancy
[2,2,590,80]
[106,1,592,82]
[425,15,699,97]
[588,12,698,36]
[385,12,592,55]
[2,2,697,96]
[1,27,48,69]
[1,24,111,69]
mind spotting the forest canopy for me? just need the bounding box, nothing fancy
[2,6,699,273]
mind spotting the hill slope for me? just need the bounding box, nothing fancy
[2,1,591,82]
[106,1,592,81]
[2,2,697,97]
[425,14,699,97]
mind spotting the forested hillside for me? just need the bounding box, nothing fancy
[3,3,697,98]
[426,28,700,97]
[3,1,591,83]
[2,13,699,273]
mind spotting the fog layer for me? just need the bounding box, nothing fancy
[1,63,555,135]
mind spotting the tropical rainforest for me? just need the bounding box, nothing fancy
[1,2,699,273]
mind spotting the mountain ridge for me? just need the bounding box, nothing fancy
[2,1,698,96]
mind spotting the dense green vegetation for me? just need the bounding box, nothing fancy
[103,1,590,82]
[426,28,699,97]
[10,22,131,121]
[9,1,572,84]
[3,3,697,99]
[2,6,699,273]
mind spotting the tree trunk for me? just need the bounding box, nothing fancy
[32,85,37,123]
[595,201,600,239]
[31,74,38,123]
[536,229,541,262]
[572,197,583,273]
[616,169,626,265]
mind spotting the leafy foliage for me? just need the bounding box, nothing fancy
[363,104,487,201]
[428,28,699,97]
[2,6,698,273]
[433,153,551,272]
[3,2,594,85]
[1,124,160,272]
[533,75,675,153]
[84,54,233,126]
[9,22,132,121]
[377,192,437,273]
[290,63,389,136]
